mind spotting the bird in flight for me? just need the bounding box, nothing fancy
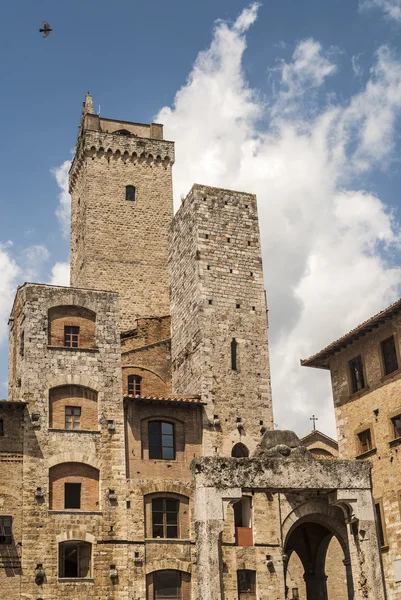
[39,22,52,38]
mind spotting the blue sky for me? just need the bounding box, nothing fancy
[2,0,401,437]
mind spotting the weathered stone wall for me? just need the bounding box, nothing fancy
[69,119,175,331]
[327,314,401,599]
[170,184,273,456]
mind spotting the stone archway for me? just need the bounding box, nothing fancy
[284,511,353,600]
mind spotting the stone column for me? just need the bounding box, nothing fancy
[330,489,386,600]
[303,572,328,600]
[194,486,241,600]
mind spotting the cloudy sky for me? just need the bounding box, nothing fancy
[2,0,401,437]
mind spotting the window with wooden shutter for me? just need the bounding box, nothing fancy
[357,429,372,455]
[237,570,256,595]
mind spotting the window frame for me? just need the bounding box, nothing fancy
[237,569,256,595]
[128,374,142,396]
[380,335,399,377]
[59,540,92,579]
[349,355,366,394]
[151,497,179,539]
[65,406,81,430]
[0,516,12,545]
[125,185,136,202]
[148,421,176,461]
[356,427,373,456]
[153,570,181,600]
[64,325,80,348]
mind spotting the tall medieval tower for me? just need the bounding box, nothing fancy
[69,94,174,330]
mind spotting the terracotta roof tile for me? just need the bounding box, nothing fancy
[124,394,206,405]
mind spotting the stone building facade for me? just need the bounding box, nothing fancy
[0,94,386,599]
[303,299,401,599]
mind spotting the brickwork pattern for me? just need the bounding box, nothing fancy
[48,305,96,348]
[49,385,98,430]
[49,462,100,511]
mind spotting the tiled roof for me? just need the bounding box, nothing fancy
[124,394,206,405]
[301,297,401,369]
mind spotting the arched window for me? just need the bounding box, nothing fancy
[59,541,91,578]
[231,443,249,458]
[128,374,142,396]
[126,185,136,201]
[148,421,175,460]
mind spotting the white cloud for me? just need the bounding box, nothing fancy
[361,0,401,22]
[49,262,70,286]
[0,243,20,345]
[156,4,401,437]
[52,160,72,238]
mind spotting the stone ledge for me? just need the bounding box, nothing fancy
[48,428,101,435]
[58,578,95,584]
[49,510,102,516]
[355,448,377,459]
[47,345,99,353]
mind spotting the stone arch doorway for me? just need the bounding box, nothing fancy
[284,511,353,600]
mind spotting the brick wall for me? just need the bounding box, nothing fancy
[48,305,96,348]
[49,462,100,511]
[49,385,98,430]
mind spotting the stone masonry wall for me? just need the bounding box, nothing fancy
[69,122,175,331]
[170,184,273,456]
[328,313,401,599]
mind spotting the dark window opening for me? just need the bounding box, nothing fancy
[65,406,81,430]
[64,326,80,348]
[126,185,136,201]
[20,331,24,357]
[115,129,131,135]
[148,421,175,460]
[0,420,3,437]
[237,569,256,595]
[381,336,398,375]
[59,541,91,578]
[231,338,237,371]
[154,570,181,599]
[234,497,252,528]
[357,429,372,454]
[152,498,179,539]
[375,502,386,547]
[292,589,300,600]
[232,443,249,458]
[349,356,365,393]
[392,415,401,439]
[0,516,12,545]
[128,374,142,396]
[64,483,81,509]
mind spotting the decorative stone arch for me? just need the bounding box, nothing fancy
[46,374,99,392]
[145,560,192,575]
[138,480,192,497]
[46,452,99,470]
[56,531,96,544]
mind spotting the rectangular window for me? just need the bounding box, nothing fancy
[148,421,175,460]
[65,406,81,430]
[0,516,12,545]
[152,498,179,539]
[64,483,81,509]
[357,429,372,455]
[128,374,142,396]
[349,356,365,393]
[64,326,80,348]
[59,541,91,578]
[154,570,181,599]
[392,415,401,439]
[237,570,256,595]
[381,336,398,375]
[0,420,3,436]
[375,502,386,547]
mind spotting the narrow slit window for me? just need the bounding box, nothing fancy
[0,419,3,436]
[375,502,386,547]
[64,483,81,509]
[349,356,365,393]
[381,336,398,375]
[231,338,237,371]
[64,326,80,348]
[126,185,136,201]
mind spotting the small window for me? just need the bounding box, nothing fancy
[20,331,24,357]
[152,498,179,538]
[237,569,256,595]
[349,356,365,393]
[64,483,81,509]
[234,497,252,528]
[65,406,81,430]
[148,421,175,460]
[375,502,386,547]
[128,374,142,396]
[0,516,12,545]
[154,570,181,599]
[59,541,91,578]
[292,589,300,600]
[231,338,237,371]
[392,415,401,439]
[64,326,80,348]
[357,428,372,455]
[0,420,3,436]
[232,443,249,458]
[381,336,398,375]
[126,185,136,201]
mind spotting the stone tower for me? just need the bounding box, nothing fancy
[69,94,175,330]
[170,184,273,455]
